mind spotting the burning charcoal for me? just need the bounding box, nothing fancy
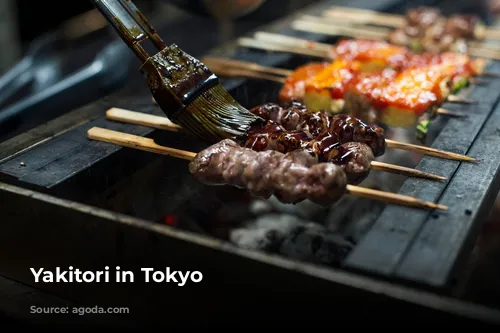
[230,213,354,266]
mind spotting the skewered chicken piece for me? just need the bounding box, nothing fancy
[287,16,500,61]
[387,8,486,54]
[105,106,448,182]
[324,6,493,41]
[276,57,477,129]
[242,120,376,184]
[205,54,475,131]
[248,102,386,157]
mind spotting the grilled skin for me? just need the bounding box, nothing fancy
[388,7,485,54]
[189,139,348,206]
[242,120,374,184]
[249,102,386,157]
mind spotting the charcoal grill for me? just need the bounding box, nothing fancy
[1,0,500,327]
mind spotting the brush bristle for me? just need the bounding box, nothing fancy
[175,83,263,143]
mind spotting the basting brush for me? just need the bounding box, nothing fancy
[90,0,264,143]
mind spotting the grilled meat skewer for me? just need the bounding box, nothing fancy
[387,7,487,54]
[87,126,448,210]
[323,6,500,52]
[105,107,447,181]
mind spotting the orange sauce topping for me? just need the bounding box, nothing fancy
[350,66,448,115]
[278,62,329,102]
[304,60,362,99]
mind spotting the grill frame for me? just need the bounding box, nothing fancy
[0,0,500,324]
[1,181,500,326]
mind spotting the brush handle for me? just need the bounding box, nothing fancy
[90,0,166,61]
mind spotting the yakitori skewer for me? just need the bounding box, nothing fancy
[112,102,476,164]
[105,107,446,181]
[239,32,495,82]
[203,55,474,113]
[291,16,500,61]
[202,56,472,139]
[323,6,500,41]
[148,94,475,162]
[87,126,448,211]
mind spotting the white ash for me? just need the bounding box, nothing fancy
[263,196,329,221]
[249,200,274,216]
[230,213,354,266]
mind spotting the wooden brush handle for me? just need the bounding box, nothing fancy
[106,108,182,132]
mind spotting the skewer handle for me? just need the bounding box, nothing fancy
[106,108,182,131]
[204,64,285,83]
[87,127,195,161]
[253,31,333,53]
[238,37,327,58]
[202,56,292,77]
[323,8,404,27]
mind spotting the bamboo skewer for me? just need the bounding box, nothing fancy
[446,95,477,105]
[202,55,470,114]
[87,126,448,211]
[250,32,500,78]
[250,30,500,73]
[105,107,446,181]
[202,56,293,76]
[238,37,327,58]
[324,7,404,27]
[385,139,476,162]
[205,64,286,83]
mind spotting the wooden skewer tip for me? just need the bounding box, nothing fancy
[370,161,446,181]
[385,139,477,162]
[446,95,477,105]
[437,108,467,118]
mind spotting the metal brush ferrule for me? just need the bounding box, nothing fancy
[140,44,215,119]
